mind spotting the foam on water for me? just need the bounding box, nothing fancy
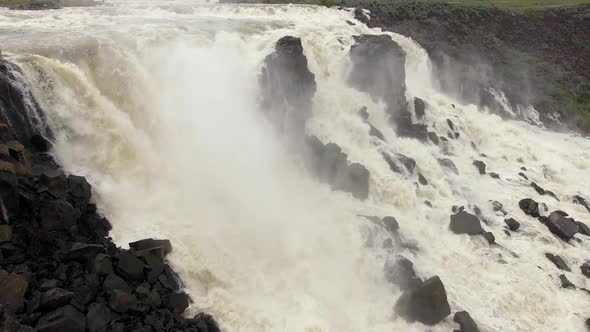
[1,1,589,331]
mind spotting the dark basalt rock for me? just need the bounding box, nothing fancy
[559,274,576,289]
[67,243,104,261]
[545,253,571,271]
[454,311,480,332]
[504,218,520,231]
[427,132,439,145]
[0,62,219,330]
[578,221,590,236]
[116,249,145,281]
[348,34,406,119]
[395,276,451,325]
[582,262,590,279]
[418,173,428,185]
[472,160,486,175]
[40,288,74,311]
[0,225,13,242]
[519,198,540,218]
[531,182,558,200]
[306,136,370,200]
[573,195,590,213]
[166,291,190,314]
[414,97,426,120]
[489,172,500,179]
[86,303,112,332]
[260,36,316,137]
[381,216,400,234]
[0,270,28,313]
[383,151,416,175]
[38,199,80,231]
[438,158,459,175]
[129,238,173,256]
[482,231,495,244]
[384,256,422,291]
[35,305,86,332]
[450,211,484,235]
[543,211,579,241]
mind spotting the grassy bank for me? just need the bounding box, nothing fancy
[442,0,590,10]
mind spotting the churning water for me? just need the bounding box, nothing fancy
[1,1,589,331]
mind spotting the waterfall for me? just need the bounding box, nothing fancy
[1,2,589,331]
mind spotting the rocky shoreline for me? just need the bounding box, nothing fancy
[0,58,219,332]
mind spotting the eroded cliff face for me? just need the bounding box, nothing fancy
[350,2,590,131]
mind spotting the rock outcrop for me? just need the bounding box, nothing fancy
[260,36,317,137]
[306,136,370,200]
[0,59,219,332]
[395,276,451,325]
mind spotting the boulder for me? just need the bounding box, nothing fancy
[0,225,13,242]
[454,311,479,332]
[489,172,500,179]
[381,216,400,234]
[166,292,190,314]
[0,270,28,313]
[384,256,422,291]
[542,212,579,241]
[438,158,459,175]
[519,198,540,217]
[382,152,416,175]
[482,231,495,244]
[559,274,576,289]
[260,36,316,136]
[418,173,428,185]
[67,175,91,211]
[531,182,558,200]
[67,243,104,261]
[36,305,86,332]
[577,221,590,236]
[38,199,80,231]
[88,253,114,275]
[117,250,145,281]
[30,134,51,152]
[395,276,451,325]
[414,97,426,120]
[573,195,590,213]
[472,160,486,175]
[0,311,34,332]
[129,238,173,256]
[103,273,132,293]
[450,211,484,235]
[427,132,439,145]
[108,289,137,313]
[306,137,370,200]
[40,288,74,311]
[582,262,590,279]
[348,35,406,118]
[545,253,571,271]
[39,170,67,198]
[86,303,112,332]
[504,218,520,231]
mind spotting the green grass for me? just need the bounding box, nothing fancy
[438,0,590,10]
[0,0,30,6]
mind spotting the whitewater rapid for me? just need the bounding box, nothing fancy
[1,1,589,331]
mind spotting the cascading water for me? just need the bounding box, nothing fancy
[1,1,589,331]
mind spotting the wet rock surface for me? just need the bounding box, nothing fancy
[260,36,317,137]
[395,276,451,325]
[0,119,220,331]
[454,311,480,332]
[306,136,370,200]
